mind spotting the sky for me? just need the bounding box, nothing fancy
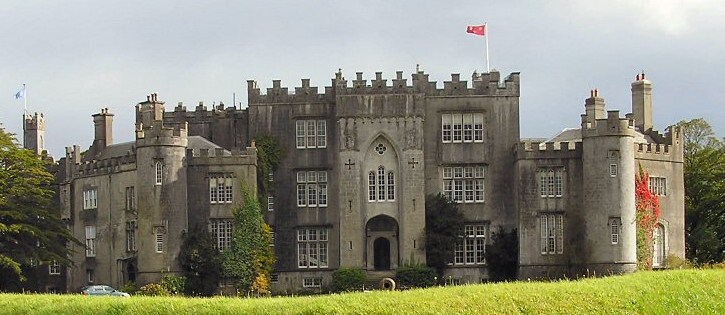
[1,0,723,158]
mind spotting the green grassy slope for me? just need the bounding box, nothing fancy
[1,270,723,315]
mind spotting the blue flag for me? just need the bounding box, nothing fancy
[15,86,25,99]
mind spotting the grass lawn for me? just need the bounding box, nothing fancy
[1,269,723,314]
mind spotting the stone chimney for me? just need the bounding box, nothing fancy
[631,72,653,133]
[92,108,114,150]
[584,89,606,127]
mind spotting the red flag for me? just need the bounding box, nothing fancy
[466,24,486,36]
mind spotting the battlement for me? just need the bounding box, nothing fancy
[24,112,45,130]
[635,142,672,155]
[135,120,189,147]
[186,146,257,166]
[582,110,636,137]
[247,70,520,105]
[72,151,138,177]
[515,140,583,160]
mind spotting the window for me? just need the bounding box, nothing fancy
[297,228,329,268]
[154,228,164,253]
[653,224,666,267]
[368,166,395,202]
[267,195,274,212]
[296,119,327,149]
[540,214,564,255]
[155,161,163,185]
[649,176,667,196]
[443,166,485,203]
[270,274,279,283]
[609,164,618,177]
[87,269,95,283]
[126,221,137,252]
[125,186,136,211]
[453,224,487,265]
[610,218,621,245]
[303,277,322,288]
[85,225,96,257]
[441,113,484,143]
[209,219,233,251]
[296,171,328,208]
[49,261,61,275]
[539,168,564,198]
[83,189,98,210]
[209,174,233,204]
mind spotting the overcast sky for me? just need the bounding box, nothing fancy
[1,0,723,157]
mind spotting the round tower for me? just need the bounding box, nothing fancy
[580,93,637,275]
[134,93,189,285]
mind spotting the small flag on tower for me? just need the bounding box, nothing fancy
[466,24,486,36]
[15,86,26,99]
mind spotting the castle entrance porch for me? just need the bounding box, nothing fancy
[366,215,398,271]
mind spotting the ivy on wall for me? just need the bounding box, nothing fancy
[254,135,284,207]
[635,165,661,270]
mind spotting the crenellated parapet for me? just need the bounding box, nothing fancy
[186,146,257,166]
[515,140,583,160]
[68,151,138,178]
[24,112,45,130]
[582,110,636,138]
[135,120,189,148]
[247,70,520,105]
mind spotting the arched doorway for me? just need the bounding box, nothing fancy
[126,262,136,283]
[374,237,391,270]
[366,215,399,271]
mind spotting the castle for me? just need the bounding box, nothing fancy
[25,69,683,293]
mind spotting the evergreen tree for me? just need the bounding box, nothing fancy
[223,186,275,296]
[424,193,465,279]
[485,227,518,281]
[0,127,80,288]
[179,224,222,296]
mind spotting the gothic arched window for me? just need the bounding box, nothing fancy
[155,161,163,185]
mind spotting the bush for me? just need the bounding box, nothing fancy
[331,268,365,292]
[119,281,137,295]
[160,274,186,295]
[666,255,694,270]
[485,227,518,281]
[395,264,437,288]
[138,283,170,296]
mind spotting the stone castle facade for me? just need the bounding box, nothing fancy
[31,69,683,293]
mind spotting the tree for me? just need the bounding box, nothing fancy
[484,227,518,281]
[635,165,660,270]
[678,119,725,264]
[0,127,80,288]
[223,186,275,296]
[424,193,465,279]
[179,224,222,296]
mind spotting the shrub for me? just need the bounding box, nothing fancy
[138,283,170,296]
[395,264,437,288]
[331,268,366,292]
[119,281,137,295]
[666,255,694,270]
[160,274,186,295]
[485,227,519,281]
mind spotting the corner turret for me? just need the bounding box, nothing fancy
[23,112,46,155]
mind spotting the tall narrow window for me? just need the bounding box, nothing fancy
[267,195,274,212]
[540,214,564,255]
[387,171,395,201]
[125,187,135,211]
[368,171,376,201]
[377,167,386,201]
[306,120,316,148]
[317,120,327,148]
[126,221,137,252]
[653,224,666,267]
[85,225,96,257]
[473,113,484,142]
[296,120,306,148]
[155,161,163,185]
[610,218,620,245]
[452,114,462,142]
[155,233,164,253]
[442,114,452,143]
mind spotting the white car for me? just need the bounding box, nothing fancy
[80,285,130,297]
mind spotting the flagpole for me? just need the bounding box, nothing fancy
[23,84,27,115]
[485,23,490,73]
